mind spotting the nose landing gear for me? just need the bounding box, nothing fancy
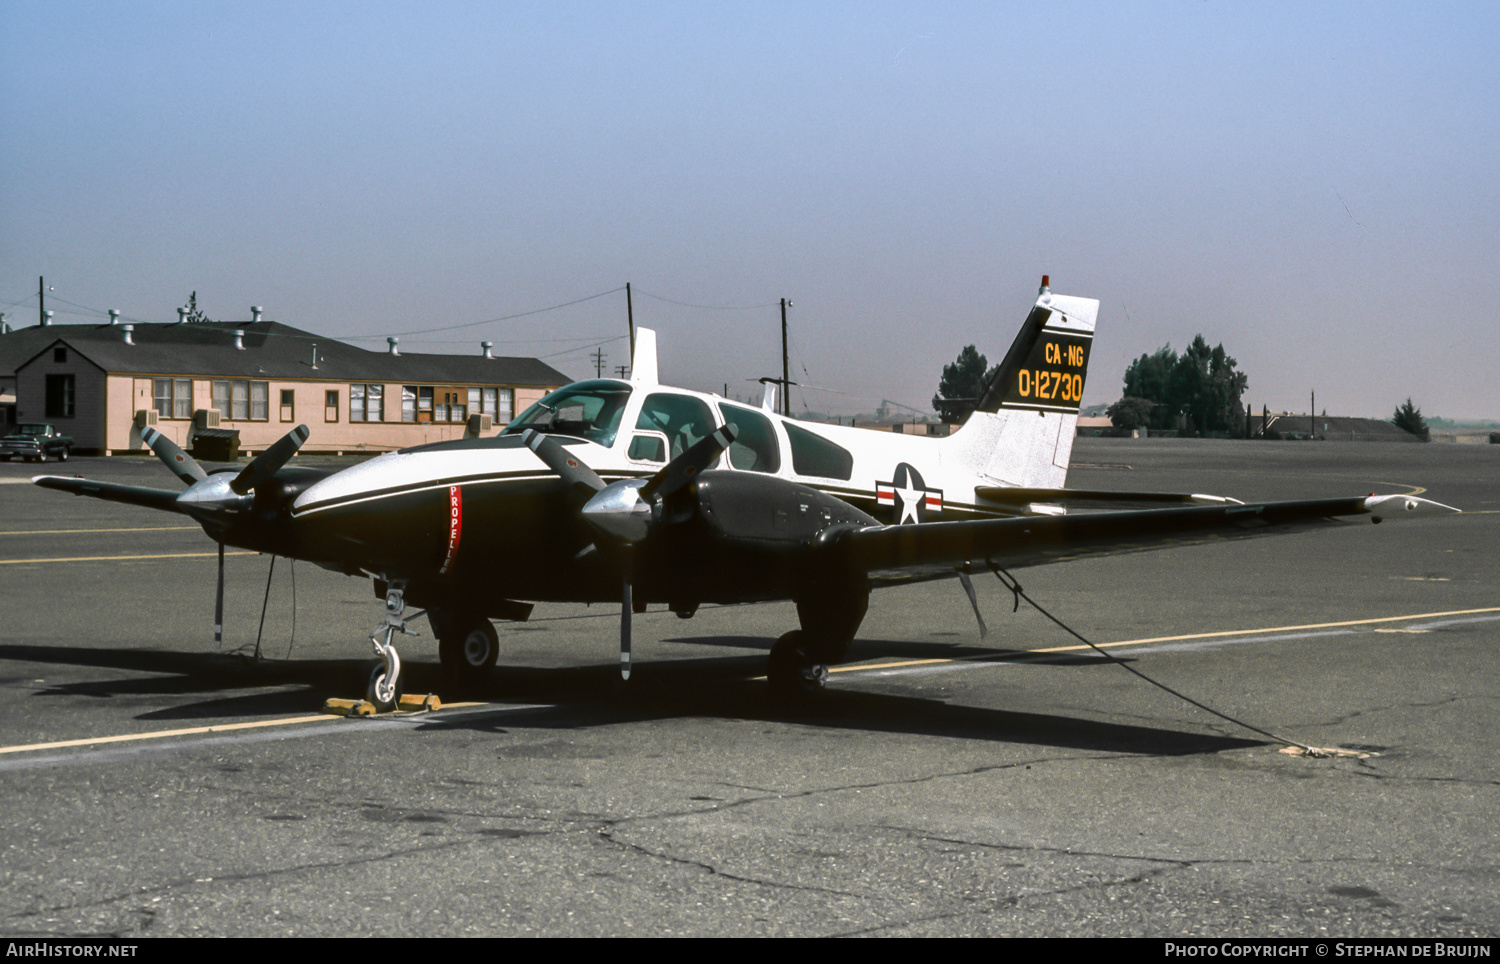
[367,581,418,711]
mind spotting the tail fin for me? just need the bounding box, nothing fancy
[940,278,1098,488]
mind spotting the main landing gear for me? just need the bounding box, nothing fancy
[767,630,829,699]
[434,612,498,691]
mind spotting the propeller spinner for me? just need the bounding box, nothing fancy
[522,425,738,678]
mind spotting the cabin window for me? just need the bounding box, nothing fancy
[784,422,854,480]
[716,402,781,474]
[636,393,714,460]
[503,380,632,448]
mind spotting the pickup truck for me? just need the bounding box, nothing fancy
[0,423,74,462]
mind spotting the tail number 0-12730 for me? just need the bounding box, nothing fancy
[1017,370,1083,401]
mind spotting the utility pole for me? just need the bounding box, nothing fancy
[615,365,629,379]
[38,277,45,327]
[780,298,791,417]
[626,282,635,360]
[591,348,606,378]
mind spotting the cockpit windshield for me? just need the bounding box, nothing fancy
[502,380,633,448]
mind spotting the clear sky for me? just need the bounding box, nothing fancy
[3,1,1496,419]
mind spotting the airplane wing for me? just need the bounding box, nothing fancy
[975,486,1242,510]
[32,475,187,513]
[830,495,1460,586]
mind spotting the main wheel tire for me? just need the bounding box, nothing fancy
[439,619,498,685]
[767,630,828,700]
[367,661,402,712]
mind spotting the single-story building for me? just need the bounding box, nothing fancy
[0,316,572,455]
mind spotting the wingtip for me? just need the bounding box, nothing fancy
[1362,494,1462,521]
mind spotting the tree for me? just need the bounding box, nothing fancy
[1392,398,1430,441]
[1107,396,1155,433]
[1118,336,1248,435]
[182,291,212,324]
[932,345,999,423]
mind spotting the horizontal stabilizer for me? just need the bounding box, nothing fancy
[976,486,1243,511]
[32,475,186,513]
[830,495,1461,583]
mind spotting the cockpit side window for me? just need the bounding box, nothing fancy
[636,393,715,460]
[784,422,854,480]
[716,402,781,474]
[502,381,633,448]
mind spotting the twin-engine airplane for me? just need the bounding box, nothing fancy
[34,278,1457,708]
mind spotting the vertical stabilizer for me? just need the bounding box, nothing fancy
[939,281,1098,489]
[630,328,659,385]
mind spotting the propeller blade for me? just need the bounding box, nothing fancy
[230,424,310,495]
[214,542,225,649]
[639,424,737,501]
[141,426,207,485]
[620,548,633,681]
[521,429,606,496]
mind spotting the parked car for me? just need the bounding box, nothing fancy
[0,423,74,462]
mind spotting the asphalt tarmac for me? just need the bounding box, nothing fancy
[0,438,1495,937]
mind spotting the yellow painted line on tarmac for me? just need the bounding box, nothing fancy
[0,700,497,757]
[0,526,200,536]
[0,551,256,565]
[0,714,337,755]
[829,606,1500,675]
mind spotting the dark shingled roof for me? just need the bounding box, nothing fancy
[2,320,573,386]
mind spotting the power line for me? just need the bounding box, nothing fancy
[337,286,626,339]
[632,288,780,311]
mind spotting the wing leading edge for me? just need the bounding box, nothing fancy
[825,494,1459,586]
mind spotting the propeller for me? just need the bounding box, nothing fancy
[141,426,208,485]
[142,424,311,647]
[524,424,738,678]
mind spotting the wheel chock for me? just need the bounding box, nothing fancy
[322,698,377,717]
[398,693,442,712]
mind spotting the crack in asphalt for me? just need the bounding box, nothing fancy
[1,838,471,936]
[592,825,869,899]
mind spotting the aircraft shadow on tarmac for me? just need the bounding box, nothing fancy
[0,642,1254,757]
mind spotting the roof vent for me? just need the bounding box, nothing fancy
[233,329,246,350]
[311,343,318,370]
[176,307,188,324]
[122,324,135,345]
[42,310,54,326]
[481,341,494,359]
[387,336,400,356]
[250,306,263,323]
[108,309,120,325]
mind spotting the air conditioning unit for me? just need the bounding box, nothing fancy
[466,413,493,437]
[135,409,158,427]
[195,409,221,428]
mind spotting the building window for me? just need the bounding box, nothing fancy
[466,387,515,427]
[280,389,295,422]
[418,386,433,423]
[212,380,269,421]
[53,347,67,363]
[437,391,465,423]
[402,386,417,423]
[45,374,75,419]
[325,390,339,422]
[153,378,193,418]
[350,384,384,422]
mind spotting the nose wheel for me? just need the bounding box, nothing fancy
[367,581,418,712]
